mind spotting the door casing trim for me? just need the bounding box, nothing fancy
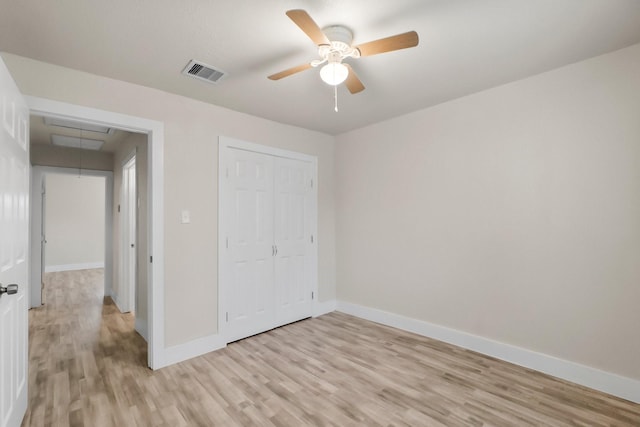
[26,96,165,369]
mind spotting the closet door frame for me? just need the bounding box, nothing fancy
[218,136,318,344]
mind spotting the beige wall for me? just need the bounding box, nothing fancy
[335,43,640,380]
[44,173,105,269]
[112,132,149,332]
[2,52,337,347]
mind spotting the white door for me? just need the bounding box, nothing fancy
[121,155,137,313]
[225,149,275,342]
[221,141,315,343]
[274,157,313,326]
[0,58,29,427]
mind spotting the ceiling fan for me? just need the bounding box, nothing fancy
[268,10,419,94]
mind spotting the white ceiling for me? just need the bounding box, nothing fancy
[2,0,640,135]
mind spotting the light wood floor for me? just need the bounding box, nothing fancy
[23,269,639,426]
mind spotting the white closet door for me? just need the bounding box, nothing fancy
[225,149,275,342]
[274,157,313,326]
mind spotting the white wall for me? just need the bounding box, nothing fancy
[44,173,105,271]
[2,52,337,347]
[335,43,640,381]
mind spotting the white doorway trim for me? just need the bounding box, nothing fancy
[26,96,165,369]
[30,167,113,307]
[218,136,319,343]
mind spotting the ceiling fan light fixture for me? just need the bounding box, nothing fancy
[269,10,418,95]
[320,62,348,86]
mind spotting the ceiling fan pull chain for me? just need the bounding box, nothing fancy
[334,84,339,112]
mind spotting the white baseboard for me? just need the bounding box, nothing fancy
[337,301,640,404]
[313,299,337,317]
[157,333,227,368]
[135,317,148,342]
[44,262,104,273]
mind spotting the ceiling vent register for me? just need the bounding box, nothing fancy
[182,60,227,84]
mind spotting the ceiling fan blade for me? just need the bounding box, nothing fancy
[268,63,313,80]
[344,64,365,94]
[355,31,419,57]
[286,9,330,46]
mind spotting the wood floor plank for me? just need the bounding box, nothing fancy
[22,269,640,426]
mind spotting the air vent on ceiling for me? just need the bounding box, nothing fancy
[182,60,227,84]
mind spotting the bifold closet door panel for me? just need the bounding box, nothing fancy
[226,149,275,341]
[274,157,313,327]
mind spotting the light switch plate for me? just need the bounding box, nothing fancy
[181,210,190,224]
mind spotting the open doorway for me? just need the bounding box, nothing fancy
[43,173,106,274]
[27,96,165,369]
[29,112,153,365]
[31,166,114,307]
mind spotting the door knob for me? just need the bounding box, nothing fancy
[0,283,18,296]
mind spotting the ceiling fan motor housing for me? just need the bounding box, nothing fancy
[324,25,353,45]
[319,25,360,60]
